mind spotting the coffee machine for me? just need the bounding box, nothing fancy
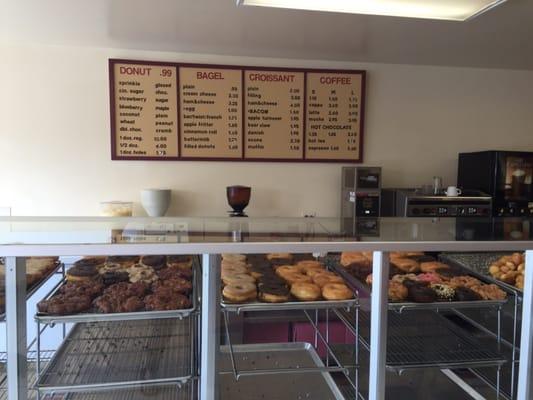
[458,151,533,217]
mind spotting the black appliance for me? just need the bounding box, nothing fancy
[458,150,533,217]
[394,189,492,217]
[341,166,381,218]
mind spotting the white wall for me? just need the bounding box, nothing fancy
[1,43,533,217]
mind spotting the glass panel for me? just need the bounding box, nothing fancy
[0,216,532,246]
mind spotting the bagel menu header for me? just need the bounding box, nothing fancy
[109,59,366,162]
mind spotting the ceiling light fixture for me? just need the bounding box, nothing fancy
[236,0,507,21]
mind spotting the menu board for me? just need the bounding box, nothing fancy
[111,61,179,159]
[244,70,305,159]
[110,59,365,162]
[180,67,243,159]
[305,72,362,161]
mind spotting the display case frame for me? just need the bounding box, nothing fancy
[0,216,532,400]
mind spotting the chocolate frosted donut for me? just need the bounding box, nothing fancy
[258,283,290,303]
[101,271,130,286]
[74,257,106,268]
[140,255,167,270]
[107,255,140,265]
[67,265,98,282]
[407,284,437,303]
[454,286,482,301]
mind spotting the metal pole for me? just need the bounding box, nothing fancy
[368,251,389,400]
[6,256,28,400]
[517,249,533,400]
[200,254,220,400]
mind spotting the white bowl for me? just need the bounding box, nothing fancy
[141,189,171,217]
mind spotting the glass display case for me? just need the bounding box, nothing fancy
[0,216,531,400]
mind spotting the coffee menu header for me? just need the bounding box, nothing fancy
[110,59,366,162]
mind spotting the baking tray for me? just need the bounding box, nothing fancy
[439,252,523,296]
[0,261,64,321]
[338,308,506,373]
[35,261,198,325]
[326,255,508,312]
[35,318,195,393]
[221,297,358,314]
[220,343,345,400]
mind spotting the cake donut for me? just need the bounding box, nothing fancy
[430,283,455,301]
[388,281,408,301]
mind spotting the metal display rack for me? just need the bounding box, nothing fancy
[219,343,346,400]
[0,262,64,321]
[0,216,532,400]
[35,318,195,393]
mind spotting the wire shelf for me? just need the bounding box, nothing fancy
[41,381,196,400]
[36,318,195,393]
[353,309,507,372]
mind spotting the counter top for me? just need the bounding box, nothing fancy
[0,216,532,256]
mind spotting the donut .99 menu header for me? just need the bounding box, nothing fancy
[110,59,366,162]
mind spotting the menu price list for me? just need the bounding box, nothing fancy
[244,70,305,159]
[180,67,243,158]
[305,72,362,161]
[113,63,179,159]
[110,59,365,162]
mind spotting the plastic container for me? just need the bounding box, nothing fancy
[99,201,133,217]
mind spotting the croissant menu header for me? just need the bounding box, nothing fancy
[110,59,366,162]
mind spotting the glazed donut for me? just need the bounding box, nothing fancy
[290,282,321,301]
[305,267,327,278]
[420,261,449,273]
[222,282,257,303]
[322,283,353,301]
[391,258,420,273]
[222,253,247,263]
[221,264,248,277]
[296,260,323,269]
[312,272,344,288]
[340,252,368,267]
[267,253,293,261]
[222,273,256,286]
[282,272,312,285]
[221,259,248,270]
[276,265,303,277]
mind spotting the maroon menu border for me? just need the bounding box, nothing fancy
[109,59,366,163]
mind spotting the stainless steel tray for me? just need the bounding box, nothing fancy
[439,252,522,296]
[337,308,507,373]
[327,255,508,312]
[0,262,64,321]
[221,297,358,314]
[220,343,345,400]
[40,381,196,400]
[35,318,195,393]
[35,260,198,325]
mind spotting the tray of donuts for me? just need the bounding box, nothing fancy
[35,255,197,323]
[0,257,62,318]
[220,253,358,312]
[327,251,509,310]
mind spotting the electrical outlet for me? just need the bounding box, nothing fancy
[302,211,317,218]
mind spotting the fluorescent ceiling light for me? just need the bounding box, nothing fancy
[236,0,507,21]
